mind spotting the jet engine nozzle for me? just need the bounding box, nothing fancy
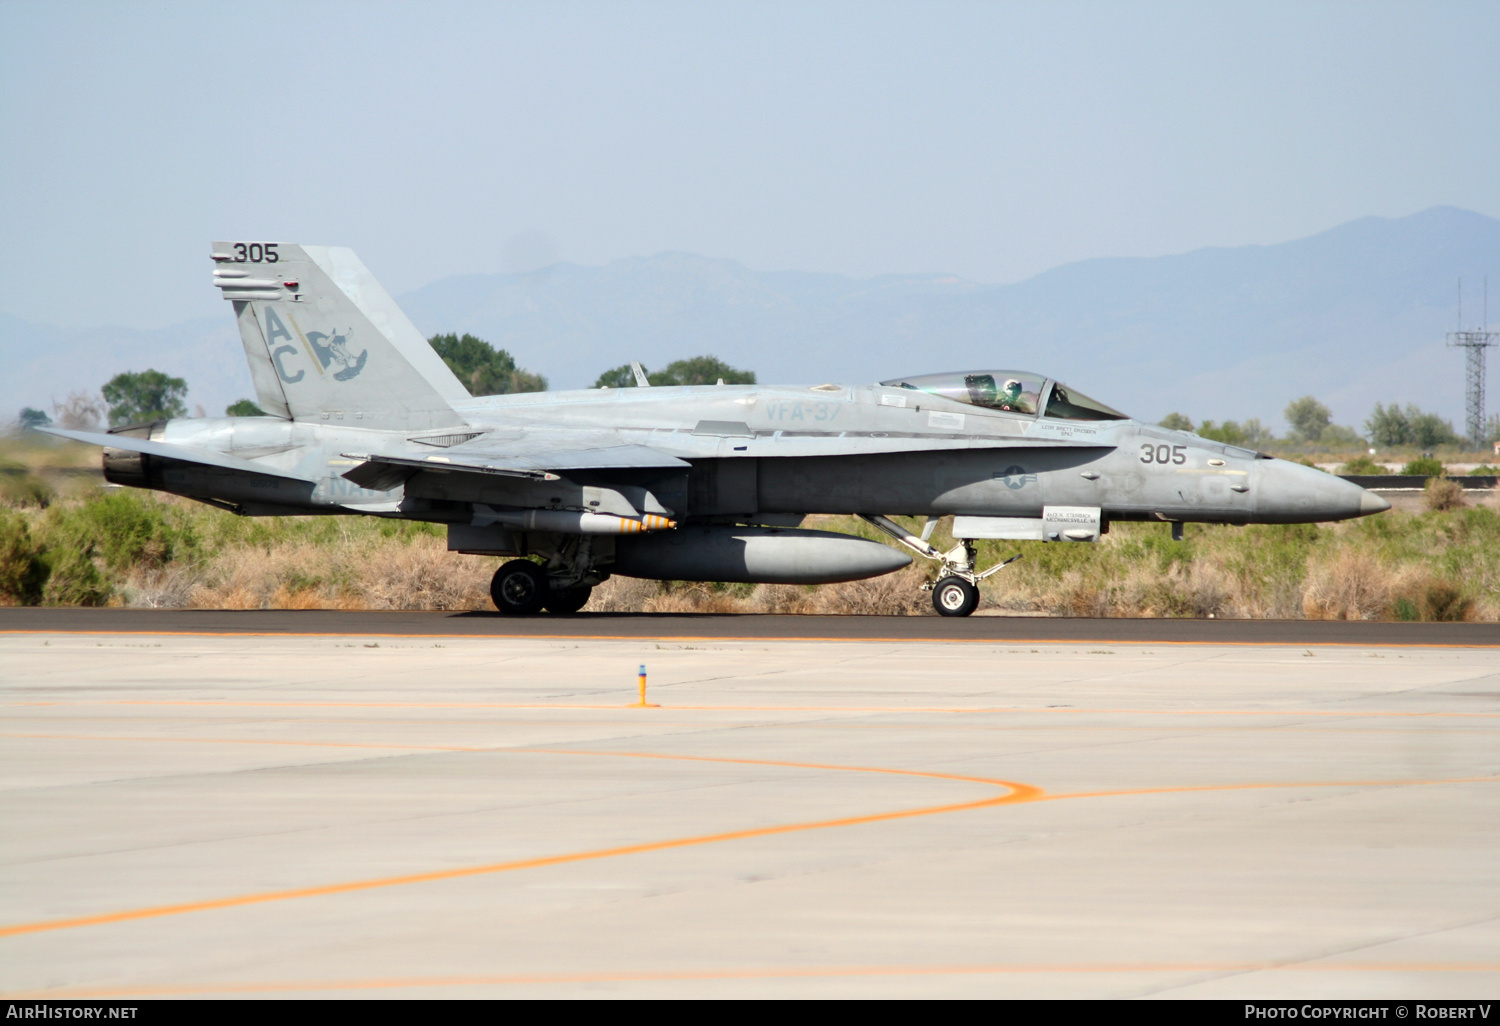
[101,447,152,488]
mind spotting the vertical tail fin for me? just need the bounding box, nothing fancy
[212,242,471,429]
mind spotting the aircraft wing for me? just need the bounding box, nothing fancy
[341,436,691,489]
[39,427,313,482]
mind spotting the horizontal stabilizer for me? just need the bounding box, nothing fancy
[40,428,312,483]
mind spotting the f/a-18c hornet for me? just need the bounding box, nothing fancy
[45,242,1391,617]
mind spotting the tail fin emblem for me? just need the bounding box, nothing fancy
[306,329,369,381]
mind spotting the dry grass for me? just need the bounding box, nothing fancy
[1301,549,1398,620]
[2,484,1497,620]
[1424,477,1466,512]
[588,563,932,616]
[161,536,495,611]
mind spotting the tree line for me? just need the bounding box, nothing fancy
[428,334,755,391]
[1158,396,1490,450]
[13,334,755,430]
[9,332,1488,450]
[16,366,1491,449]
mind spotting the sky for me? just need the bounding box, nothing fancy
[1,0,1497,330]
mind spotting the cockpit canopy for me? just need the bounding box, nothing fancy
[880,370,1128,422]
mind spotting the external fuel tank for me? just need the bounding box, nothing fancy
[613,525,911,584]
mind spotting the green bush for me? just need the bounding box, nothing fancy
[27,491,198,607]
[56,491,196,571]
[0,510,47,605]
[1400,457,1445,478]
[1424,478,1465,512]
[1391,583,1472,622]
[1422,582,1471,621]
[40,545,109,606]
[0,473,54,508]
[1337,455,1383,475]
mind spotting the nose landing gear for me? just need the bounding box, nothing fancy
[859,515,1022,618]
[931,576,980,617]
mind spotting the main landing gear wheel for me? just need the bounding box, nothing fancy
[491,559,547,615]
[543,585,593,614]
[932,576,980,617]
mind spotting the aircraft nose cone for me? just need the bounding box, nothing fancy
[1254,459,1389,522]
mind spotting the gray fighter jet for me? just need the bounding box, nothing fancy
[45,242,1390,617]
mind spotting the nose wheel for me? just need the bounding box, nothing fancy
[859,515,1020,618]
[931,576,980,617]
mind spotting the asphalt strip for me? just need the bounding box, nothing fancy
[1,608,1497,646]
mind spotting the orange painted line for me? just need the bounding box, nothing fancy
[3,628,1497,648]
[0,752,1041,939]
[9,730,1493,801]
[2,745,1493,942]
[15,961,1500,998]
[11,698,1500,719]
[534,748,1024,790]
[0,734,1048,790]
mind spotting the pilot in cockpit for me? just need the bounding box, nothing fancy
[963,373,1027,413]
[997,378,1025,411]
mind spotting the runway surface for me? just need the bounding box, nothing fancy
[3,607,1498,646]
[1,628,1497,998]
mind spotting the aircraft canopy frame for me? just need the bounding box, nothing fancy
[881,370,1128,422]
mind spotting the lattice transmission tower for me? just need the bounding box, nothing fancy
[1449,278,1499,447]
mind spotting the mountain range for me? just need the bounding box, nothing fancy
[4,206,1497,433]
